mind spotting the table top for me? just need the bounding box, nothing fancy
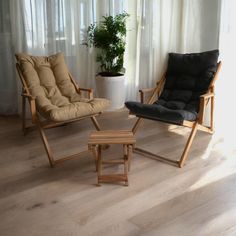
[88,130,136,145]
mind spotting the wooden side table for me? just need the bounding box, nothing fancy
[88,130,136,186]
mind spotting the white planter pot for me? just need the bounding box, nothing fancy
[96,74,125,111]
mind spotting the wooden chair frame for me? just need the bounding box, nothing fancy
[131,62,222,168]
[16,63,105,167]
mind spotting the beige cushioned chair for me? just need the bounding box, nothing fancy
[16,52,110,167]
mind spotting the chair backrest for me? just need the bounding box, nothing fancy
[15,53,81,111]
[157,50,219,113]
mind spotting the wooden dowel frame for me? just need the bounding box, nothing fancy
[131,62,222,168]
[16,61,107,167]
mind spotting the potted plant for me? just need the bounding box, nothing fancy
[85,12,129,110]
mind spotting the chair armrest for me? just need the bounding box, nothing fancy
[68,73,93,99]
[198,92,215,124]
[21,93,36,100]
[139,79,164,103]
[139,88,156,103]
[200,92,214,100]
[139,88,156,93]
[78,88,94,100]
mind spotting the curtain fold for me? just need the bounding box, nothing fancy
[125,0,221,101]
[0,0,18,114]
[0,0,221,114]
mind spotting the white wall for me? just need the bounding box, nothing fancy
[200,0,221,51]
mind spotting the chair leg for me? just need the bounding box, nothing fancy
[36,116,107,167]
[91,116,101,131]
[37,123,55,167]
[22,96,26,135]
[178,122,198,168]
[132,117,143,134]
[133,120,199,168]
[134,147,179,167]
[91,116,109,150]
[128,145,133,171]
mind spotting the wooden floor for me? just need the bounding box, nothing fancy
[0,109,236,236]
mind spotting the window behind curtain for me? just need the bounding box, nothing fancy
[22,0,125,52]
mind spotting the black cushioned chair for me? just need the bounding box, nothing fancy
[125,50,221,168]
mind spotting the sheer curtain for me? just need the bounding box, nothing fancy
[0,1,18,114]
[0,0,125,115]
[125,0,221,100]
[0,0,221,114]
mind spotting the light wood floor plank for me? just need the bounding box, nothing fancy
[0,109,235,236]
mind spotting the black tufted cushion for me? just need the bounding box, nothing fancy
[125,50,219,124]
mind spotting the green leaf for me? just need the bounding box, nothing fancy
[84,12,130,75]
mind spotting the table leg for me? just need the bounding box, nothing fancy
[97,145,102,186]
[123,144,127,156]
[124,145,129,186]
[91,145,98,172]
[128,145,133,172]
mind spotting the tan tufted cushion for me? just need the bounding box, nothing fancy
[16,53,110,122]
